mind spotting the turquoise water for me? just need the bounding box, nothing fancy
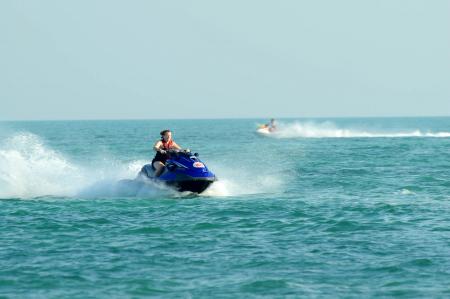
[1,118,450,298]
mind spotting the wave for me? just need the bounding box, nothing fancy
[266,121,450,138]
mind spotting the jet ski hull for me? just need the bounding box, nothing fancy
[165,177,215,193]
[256,127,271,135]
[138,152,216,194]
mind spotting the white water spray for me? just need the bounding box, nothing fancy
[265,121,450,138]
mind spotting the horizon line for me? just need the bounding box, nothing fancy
[1,115,450,122]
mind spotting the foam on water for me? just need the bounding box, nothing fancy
[400,188,416,195]
[0,133,156,199]
[203,165,284,197]
[203,175,282,197]
[0,133,86,198]
[266,121,450,138]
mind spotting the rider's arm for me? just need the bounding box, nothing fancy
[153,140,162,152]
[172,142,182,150]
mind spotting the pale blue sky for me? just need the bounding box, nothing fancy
[1,0,449,120]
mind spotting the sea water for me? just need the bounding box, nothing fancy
[1,118,450,298]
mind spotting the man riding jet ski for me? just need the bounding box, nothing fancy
[137,129,216,193]
[151,129,182,177]
[257,118,277,135]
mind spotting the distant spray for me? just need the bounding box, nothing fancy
[263,121,450,138]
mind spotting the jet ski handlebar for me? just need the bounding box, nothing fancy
[166,149,198,157]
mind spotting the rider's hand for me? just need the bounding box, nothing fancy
[159,149,166,154]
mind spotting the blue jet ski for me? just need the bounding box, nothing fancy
[138,150,216,194]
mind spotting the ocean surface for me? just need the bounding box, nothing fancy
[1,117,450,298]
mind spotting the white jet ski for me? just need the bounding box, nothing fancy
[256,126,272,135]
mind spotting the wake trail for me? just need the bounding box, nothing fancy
[264,121,450,138]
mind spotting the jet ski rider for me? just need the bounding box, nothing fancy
[268,118,277,132]
[260,118,277,132]
[152,129,181,177]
